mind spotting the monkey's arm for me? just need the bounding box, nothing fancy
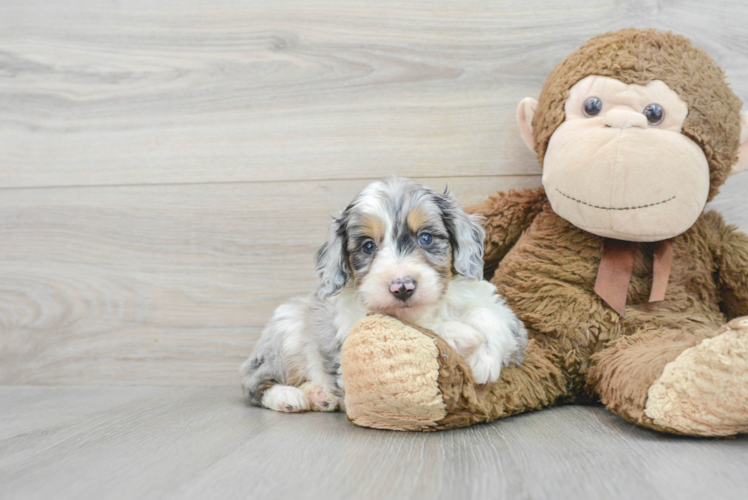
[704,211,748,319]
[466,187,547,278]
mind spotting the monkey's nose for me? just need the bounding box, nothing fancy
[603,109,647,129]
[390,279,416,301]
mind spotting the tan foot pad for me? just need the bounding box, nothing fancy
[341,314,447,431]
[645,317,748,436]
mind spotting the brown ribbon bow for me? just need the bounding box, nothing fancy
[594,239,674,316]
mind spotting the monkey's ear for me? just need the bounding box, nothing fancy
[731,111,748,175]
[516,97,538,152]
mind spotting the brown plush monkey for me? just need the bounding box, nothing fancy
[341,29,748,436]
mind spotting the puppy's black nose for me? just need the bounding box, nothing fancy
[390,279,416,301]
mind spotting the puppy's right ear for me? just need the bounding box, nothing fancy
[315,214,349,299]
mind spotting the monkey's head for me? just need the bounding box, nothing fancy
[517,29,748,242]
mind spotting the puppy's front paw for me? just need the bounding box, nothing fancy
[261,385,311,413]
[466,345,502,385]
[435,321,486,357]
[300,382,339,412]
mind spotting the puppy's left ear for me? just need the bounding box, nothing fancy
[315,213,350,298]
[437,188,485,280]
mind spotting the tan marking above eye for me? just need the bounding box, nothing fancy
[359,215,384,241]
[406,207,429,233]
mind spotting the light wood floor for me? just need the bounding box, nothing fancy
[3,1,748,498]
[0,386,746,500]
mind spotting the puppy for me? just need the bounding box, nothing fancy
[240,177,527,413]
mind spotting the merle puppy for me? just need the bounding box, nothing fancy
[241,177,527,412]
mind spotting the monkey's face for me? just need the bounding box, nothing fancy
[541,75,710,242]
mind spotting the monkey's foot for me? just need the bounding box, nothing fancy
[341,315,448,431]
[340,314,562,431]
[645,317,748,437]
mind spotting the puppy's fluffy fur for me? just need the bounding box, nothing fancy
[241,177,527,412]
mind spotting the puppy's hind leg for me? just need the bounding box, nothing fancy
[299,382,337,412]
[240,353,311,413]
[300,302,349,412]
[298,345,342,412]
[261,385,311,413]
[240,299,312,413]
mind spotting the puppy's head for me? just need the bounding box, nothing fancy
[316,177,484,321]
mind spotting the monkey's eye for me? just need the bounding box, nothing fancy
[362,240,377,255]
[417,233,433,246]
[583,97,603,117]
[643,103,665,125]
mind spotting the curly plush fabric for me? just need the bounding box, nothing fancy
[343,314,567,431]
[341,29,748,436]
[532,29,743,201]
[341,314,447,431]
[343,189,748,436]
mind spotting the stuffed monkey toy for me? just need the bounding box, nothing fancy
[341,29,748,436]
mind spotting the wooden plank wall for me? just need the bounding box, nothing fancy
[2,0,747,385]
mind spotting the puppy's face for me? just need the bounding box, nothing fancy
[316,177,485,321]
[348,192,453,321]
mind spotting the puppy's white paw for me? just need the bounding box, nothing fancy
[300,382,339,412]
[435,321,486,357]
[466,345,503,385]
[261,385,311,413]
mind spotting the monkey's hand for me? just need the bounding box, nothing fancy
[706,211,748,320]
[466,187,547,278]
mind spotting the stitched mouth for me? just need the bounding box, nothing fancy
[556,189,676,211]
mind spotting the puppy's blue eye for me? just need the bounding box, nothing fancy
[362,241,377,254]
[417,233,433,246]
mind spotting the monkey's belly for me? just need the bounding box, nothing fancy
[490,212,725,390]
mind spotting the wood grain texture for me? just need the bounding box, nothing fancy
[0,176,539,385]
[0,386,746,500]
[1,0,747,188]
[1,0,748,386]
